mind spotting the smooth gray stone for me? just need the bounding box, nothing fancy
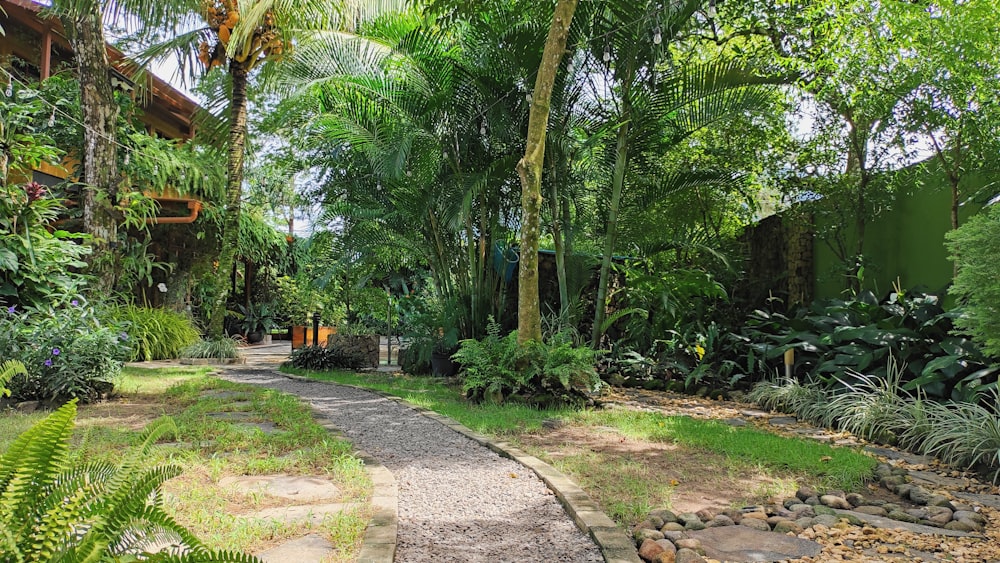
[687,525,821,562]
[834,509,978,537]
[258,534,333,562]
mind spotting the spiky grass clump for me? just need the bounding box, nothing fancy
[814,358,918,444]
[180,338,241,360]
[102,304,201,361]
[908,390,1000,481]
[746,376,827,415]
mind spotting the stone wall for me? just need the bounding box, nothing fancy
[327,334,379,368]
[737,211,814,311]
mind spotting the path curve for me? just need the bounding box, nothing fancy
[218,363,603,563]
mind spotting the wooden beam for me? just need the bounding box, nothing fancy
[40,27,52,79]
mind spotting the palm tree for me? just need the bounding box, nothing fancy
[273,5,539,340]
[580,0,781,345]
[110,0,347,338]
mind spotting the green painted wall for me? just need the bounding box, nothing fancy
[813,163,992,300]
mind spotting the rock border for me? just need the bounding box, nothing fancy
[279,371,639,563]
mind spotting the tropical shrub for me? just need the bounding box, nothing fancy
[453,319,603,406]
[180,338,241,360]
[100,304,201,361]
[1,302,129,403]
[285,344,369,371]
[0,182,91,309]
[946,205,1000,357]
[0,400,261,561]
[738,290,998,400]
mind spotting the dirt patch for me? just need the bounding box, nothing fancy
[75,397,178,431]
[516,423,802,522]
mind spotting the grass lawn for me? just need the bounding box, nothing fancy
[284,366,878,525]
[1,365,372,560]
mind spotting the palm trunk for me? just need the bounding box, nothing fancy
[516,0,578,345]
[208,61,249,339]
[549,176,569,314]
[592,116,631,346]
[65,2,120,293]
[592,64,634,346]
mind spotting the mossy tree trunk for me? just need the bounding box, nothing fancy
[208,60,249,339]
[516,0,578,345]
[63,0,121,293]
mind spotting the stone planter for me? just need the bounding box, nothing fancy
[327,334,379,368]
[431,350,460,377]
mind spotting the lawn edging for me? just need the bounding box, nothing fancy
[280,371,641,563]
[280,373,399,563]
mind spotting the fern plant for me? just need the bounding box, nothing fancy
[0,400,262,561]
[0,359,26,398]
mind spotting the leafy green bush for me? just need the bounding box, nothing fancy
[0,183,91,308]
[0,400,261,561]
[1,302,129,402]
[946,205,1000,357]
[101,304,201,361]
[180,337,241,360]
[739,290,998,400]
[285,345,369,371]
[453,319,603,406]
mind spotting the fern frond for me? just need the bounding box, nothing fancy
[0,400,77,540]
[0,359,26,397]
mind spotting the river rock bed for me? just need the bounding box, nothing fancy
[634,462,998,562]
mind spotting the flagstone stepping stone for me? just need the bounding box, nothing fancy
[220,475,341,502]
[235,421,281,434]
[953,492,1000,510]
[686,525,822,561]
[200,390,251,400]
[908,470,974,489]
[722,418,748,427]
[258,534,333,563]
[248,502,360,525]
[864,446,934,466]
[767,416,799,426]
[208,411,253,422]
[833,509,977,537]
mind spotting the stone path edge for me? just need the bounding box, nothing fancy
[274,373,399,563]
[278,371,640,563]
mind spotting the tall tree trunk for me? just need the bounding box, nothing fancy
[64,1,120,293]
[592,114,631,346]
[516,0,578,345]
[549,175,569,314]
[208,61,249,339]
[592,64,634,346]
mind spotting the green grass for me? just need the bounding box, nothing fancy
[1,369,372,558]
[118,365,216,394]
[575,409,876,491]
[285,366,877,492]
[284,367,580,435]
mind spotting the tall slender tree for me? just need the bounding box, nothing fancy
[50,0,121,292]
[118,0,343,337]
[516,0,578,344]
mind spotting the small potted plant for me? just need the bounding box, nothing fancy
[236,302,277,344]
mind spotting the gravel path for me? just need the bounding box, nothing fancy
[218,365,603,563]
